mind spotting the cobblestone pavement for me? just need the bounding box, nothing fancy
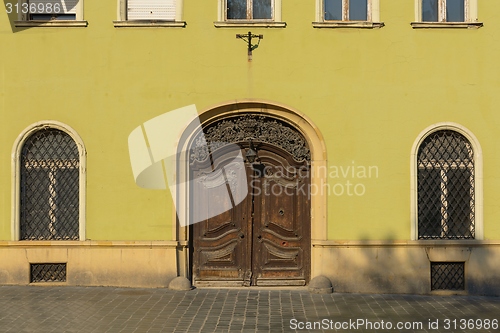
[0,286,499,333]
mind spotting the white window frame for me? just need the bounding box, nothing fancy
[114,0,186,27]
[11,121,87,241]
[215,0,285,28]
[411,0,482,28]
[410,122,483,241]
[313,0,383,28]
[15,0,87,27]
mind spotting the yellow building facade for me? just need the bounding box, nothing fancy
[1,0,500,294]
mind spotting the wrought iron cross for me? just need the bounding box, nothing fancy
[236,32,263,61]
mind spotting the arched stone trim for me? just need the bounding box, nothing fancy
[174,100,327,278]
[410,122,483,240]
[11,121,87,241]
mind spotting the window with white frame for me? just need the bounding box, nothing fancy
[215,0,283,26]
[324,0,369,21]
[18,0,83,21]
[19,128,81,240]
[423,0,463,22]
[416,130,475,240]
[226,0,272,20]
[414,0,480,24]
[314,0,382,27]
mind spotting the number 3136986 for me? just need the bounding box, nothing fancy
[6,3,62,14]
[443,319,498,330]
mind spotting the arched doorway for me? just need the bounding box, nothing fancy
[188,113,311,287]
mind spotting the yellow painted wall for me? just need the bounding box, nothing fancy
[1,0,500,241]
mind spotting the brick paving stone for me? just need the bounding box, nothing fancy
[0,286,500,332]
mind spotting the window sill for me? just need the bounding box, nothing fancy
[411,21,483,29]
[430,290,468,296]
[312,21,384,29]
[214,21,286,28]
[312,239,492,247]
[30,282,68,286]
[0,240,185,247]
[15,20,88,27]
[113,20,186,28]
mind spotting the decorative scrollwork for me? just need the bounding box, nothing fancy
[190,114,310,163]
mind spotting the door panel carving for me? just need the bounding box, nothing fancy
[252,147,310,286]
[191,145,251,284]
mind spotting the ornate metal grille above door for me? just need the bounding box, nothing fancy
[189,114,311,163]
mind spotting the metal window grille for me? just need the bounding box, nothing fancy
[20,128,80,240]
[431,262,465,291]
[30,263,67,283]
[417,130,475,239]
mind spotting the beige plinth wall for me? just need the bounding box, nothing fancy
[313,241,500,296]
[0,241,180,287]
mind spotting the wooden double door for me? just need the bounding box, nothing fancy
[191,143,310,287]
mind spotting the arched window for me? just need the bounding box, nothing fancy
[13,123,85,241]
[416,129,476,239]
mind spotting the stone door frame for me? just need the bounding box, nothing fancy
[173,100,327,282]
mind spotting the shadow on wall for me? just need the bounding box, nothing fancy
[3,0,79,32]
[320,233,500,297]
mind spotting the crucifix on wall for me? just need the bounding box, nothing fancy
[236,32,263,61]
